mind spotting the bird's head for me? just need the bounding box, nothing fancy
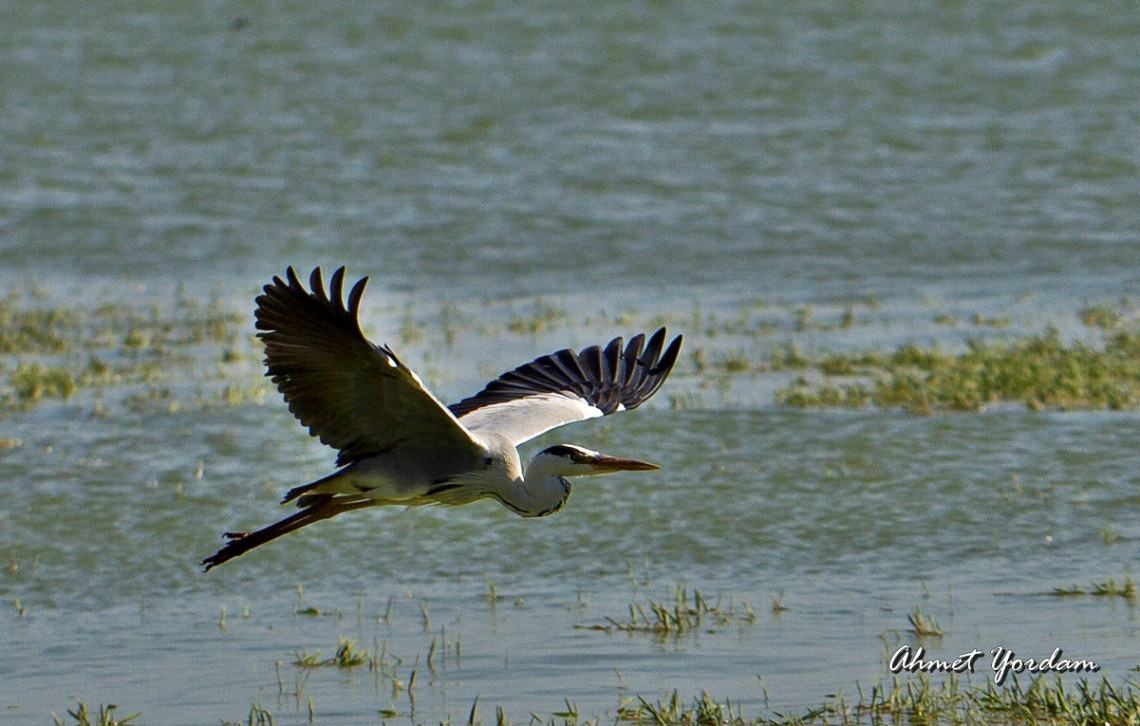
[528,444,660,479]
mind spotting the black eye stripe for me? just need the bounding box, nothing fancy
[542,444,584,458]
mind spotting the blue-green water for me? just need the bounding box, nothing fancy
[3,1,1140,723]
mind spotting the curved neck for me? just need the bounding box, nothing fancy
[502,457,571,518]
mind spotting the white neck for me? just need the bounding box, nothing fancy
[499,454,572,518]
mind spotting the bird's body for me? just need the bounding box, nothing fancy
[201,267,682,571]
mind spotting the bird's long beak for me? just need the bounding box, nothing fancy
[586,453,661,472]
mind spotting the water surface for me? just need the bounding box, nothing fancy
[2,0,1140,723]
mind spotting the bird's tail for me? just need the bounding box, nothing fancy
[201,497,372,572]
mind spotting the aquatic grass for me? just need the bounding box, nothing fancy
[292,637,369,669]
[1048,577,1138,602]
[667,391,705,410]
[51,703,140,726]
[688,300,811,339]
[399,302,426,345]
[122,386,178,414]
[1101,527,1124,545]
[484,576,506,605]
[0,295,81,355]
[1080,302,1127,329]
[579,585,755,635]
[839,305,856,329]
[770,593,789,614]
[767,342,810,371]
[7,361,76,405]
[793,307,814,332]
[818,350,885,376]
[330,637,369,667]
[615,675,1140,726]
[618,690,737,726]
[292,649,322,668]
[211,382,267,408]
[776,380,871,408]
[718,350,755,374]
[221,702,274,726]
[906,607,945,637]
[762,675,1140,726]
[507,299,564,335]
[777,325,1140,412]
[1091,577,1138,601]
[970,313,1012,328]
[291,584,339,617]
[438,300,472,346]
[45,674,1140,725]
[0,288,251,413]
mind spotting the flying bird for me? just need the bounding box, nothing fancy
[202,266,682,571]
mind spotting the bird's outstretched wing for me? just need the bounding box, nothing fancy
[448,328,682,446]
[256,266,484,468]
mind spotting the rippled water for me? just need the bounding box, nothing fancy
[3,1,1140,723]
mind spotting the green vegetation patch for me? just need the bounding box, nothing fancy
[578,585,756,635]
[906,607,945,638]
[615,675,1140,726]
[52,702,139,726]
[778,327,1140,413]
[46,672,1140,725]
[0,288,252,412]
[293,637,370,669]
[8,362,76,404]
[1051,577,1138,602]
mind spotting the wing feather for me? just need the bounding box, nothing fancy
[617,334,644,393]
[256,266,484,468]
[631,328,682,404]
[449,328,683,446]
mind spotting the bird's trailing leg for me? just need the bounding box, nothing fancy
[201,497,374,572]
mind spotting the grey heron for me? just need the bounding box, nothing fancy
[201,266,682,571]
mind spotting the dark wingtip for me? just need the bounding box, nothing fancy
[309,267,327,301]
[347,275,368,315]
[655,332,683,374]
[329,266,346,305]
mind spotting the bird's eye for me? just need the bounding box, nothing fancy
[544,444,580,459]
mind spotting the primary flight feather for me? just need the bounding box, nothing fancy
[202,266,682,571]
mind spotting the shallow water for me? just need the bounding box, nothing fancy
[3,0,1140,723]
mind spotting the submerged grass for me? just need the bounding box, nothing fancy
[53,674,1140,725]
[1091,577,1139,601]
[12,283,1140,415]
[578,585,756,635]
[615,675,1140,726]
[1053,576,1140,602]
[777,326,1140,412]
[905,607,945,638]
[51,703,139,726]
[0,287,249,412]
[221,703,274,726]
[292,637,369,669]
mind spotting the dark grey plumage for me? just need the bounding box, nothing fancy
[448,328,681,418]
